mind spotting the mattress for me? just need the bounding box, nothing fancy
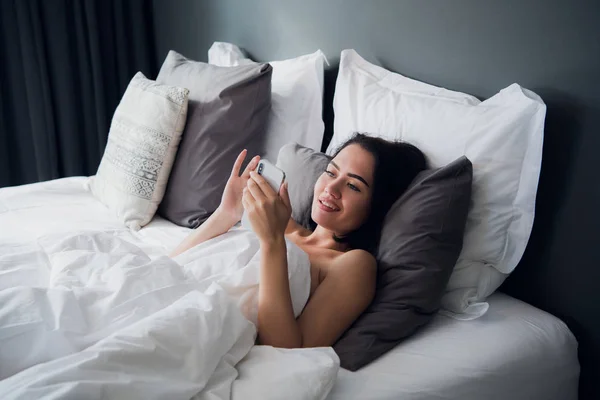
[0,177,580,400]
[328,294,579,400]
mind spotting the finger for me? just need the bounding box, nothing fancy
[242,187,255,209]
[241,190,249,210]
[247,175,268,201]
[249,171,277,198]
[241,155,261,178]
[279,181,292,210]
[243,186,255,201]
[231,149,248,178]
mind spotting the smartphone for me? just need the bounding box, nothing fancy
[241,160,286,230]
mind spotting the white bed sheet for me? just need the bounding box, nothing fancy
[0,176,193,256]
[0,177,579,400]
[328,293,579,400]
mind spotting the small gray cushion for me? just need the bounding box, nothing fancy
[277,143,473,371]
[276,143,330,228]
[157,51,273,228]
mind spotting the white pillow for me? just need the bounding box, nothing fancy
[329,49,546,320]
[91,72,189,230]
[208,42,327,162]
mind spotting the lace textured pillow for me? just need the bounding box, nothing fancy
[91,72,189,230]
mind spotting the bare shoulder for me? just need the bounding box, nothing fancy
[339,249,376,268]
[320,249,377,309]
[331,249,377,281]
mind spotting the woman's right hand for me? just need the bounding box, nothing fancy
[218,149,260,222]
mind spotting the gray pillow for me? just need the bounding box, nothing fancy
[276,143,331,228]
[277,143,472,371]
[157,51,273,228]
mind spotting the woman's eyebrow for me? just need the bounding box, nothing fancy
[348,173,370,187]
[329,161,370,187]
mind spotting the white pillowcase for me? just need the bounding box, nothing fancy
[208,42,327,162]
[328,49,546,320]
[91,72,189,230]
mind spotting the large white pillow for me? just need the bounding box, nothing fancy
[208,42,327,161]
[328,49,546,319]
[91,72,189,230]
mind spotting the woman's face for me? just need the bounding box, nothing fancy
[311,144,375,235]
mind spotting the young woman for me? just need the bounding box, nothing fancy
[171,133,426,348]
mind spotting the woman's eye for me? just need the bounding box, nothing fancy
[348,183,360,192]
[325,170,334,177]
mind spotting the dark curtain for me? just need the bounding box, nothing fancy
[0,0,156,188]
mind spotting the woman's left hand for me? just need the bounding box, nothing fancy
[242,171,291,244]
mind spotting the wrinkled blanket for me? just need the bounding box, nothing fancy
[0,227,337,399]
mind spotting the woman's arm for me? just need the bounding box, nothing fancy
[256,236,302,347]
[295,250,376,347]
[169,149,260,258]
[243,171,376,348]
[169,206,237,257]
[258,245,376,348]
[242,171,302,346]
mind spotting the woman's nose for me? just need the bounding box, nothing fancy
[325,184,341,199]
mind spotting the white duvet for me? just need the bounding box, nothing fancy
[0,178,340,399]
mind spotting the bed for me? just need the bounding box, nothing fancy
[0,176,579,399]
[330,293,578,400]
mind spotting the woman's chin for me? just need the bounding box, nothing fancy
[311,208,336,230]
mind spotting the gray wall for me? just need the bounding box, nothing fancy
[152,1,600,397]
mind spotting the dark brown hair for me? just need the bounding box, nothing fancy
[312,133,427,254]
